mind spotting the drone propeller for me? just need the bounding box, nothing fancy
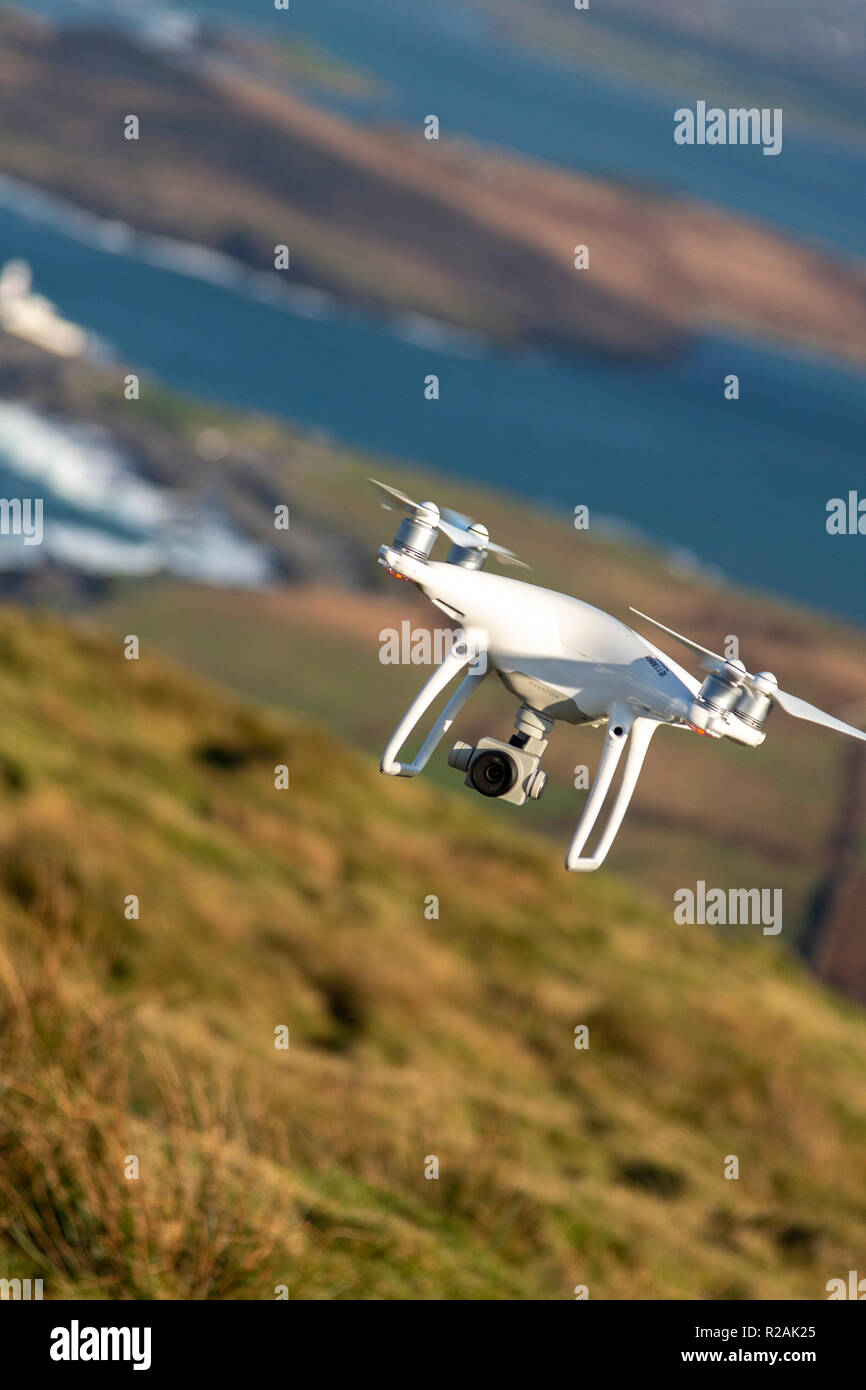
[440,507,472,530]
[628,607,866,743]
[369,478,528,567]
[370,479,421,513]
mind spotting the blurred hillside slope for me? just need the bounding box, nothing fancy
[0,607,865,1297]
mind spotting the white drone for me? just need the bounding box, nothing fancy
[371,479,866,871]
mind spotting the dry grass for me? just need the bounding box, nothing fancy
[0,605,864,1299]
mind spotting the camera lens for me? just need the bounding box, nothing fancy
[469,749,518,798]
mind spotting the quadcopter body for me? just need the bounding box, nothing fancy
[371,479,866,871]
[381,547,704,732]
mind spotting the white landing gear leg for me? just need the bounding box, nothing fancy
[380,638,487,778]
[565,708,659,872]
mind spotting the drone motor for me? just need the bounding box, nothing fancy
[697,658,747,714]
[733,672,777,730]
[446,521,491,570]
[391,503,440,562]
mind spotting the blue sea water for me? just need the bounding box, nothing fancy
[1,0,864,621]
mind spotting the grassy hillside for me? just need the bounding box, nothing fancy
[0,605,865,1299]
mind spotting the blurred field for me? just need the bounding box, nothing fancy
[0,605,865,1298]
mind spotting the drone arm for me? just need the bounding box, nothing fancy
[566,712,658,872]
[380,640,487,777]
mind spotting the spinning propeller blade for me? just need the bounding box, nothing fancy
[437,516,528,567]
[628,609,725,666]
[440,506,473,531]
[628,607,866,743]
[369,479,528,567]
[771,687,866,741]
[369,478,425,512]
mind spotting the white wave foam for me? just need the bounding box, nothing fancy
[0,402,269,584]
[0,173,485,356]
[0,401,168,527]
